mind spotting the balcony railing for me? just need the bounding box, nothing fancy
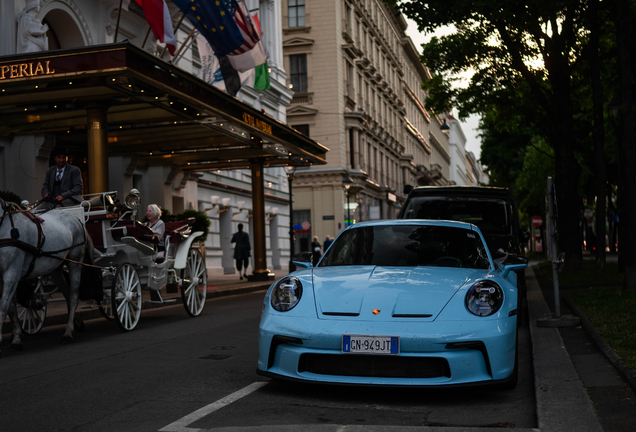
[290,93,313,105]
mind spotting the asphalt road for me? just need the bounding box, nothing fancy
[0,291,537,432]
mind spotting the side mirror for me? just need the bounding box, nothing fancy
[499,255,528,278]
[521,229,531,243]
[292,251,313,269]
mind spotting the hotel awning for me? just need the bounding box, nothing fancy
[0,42,327,172]
[0,42,327,281]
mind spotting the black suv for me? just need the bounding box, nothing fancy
[398,186,529,260]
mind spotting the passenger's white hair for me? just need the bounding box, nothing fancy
[148,204,162,219]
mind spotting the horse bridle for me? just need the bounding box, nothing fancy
[0,202,47,280]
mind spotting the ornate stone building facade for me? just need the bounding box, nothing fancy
[281,0,452,250]
[0,0,305,276]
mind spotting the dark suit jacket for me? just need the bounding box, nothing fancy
[231,231,251,260]
[41,163,84,203]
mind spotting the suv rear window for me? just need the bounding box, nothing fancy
[400,196,512,237]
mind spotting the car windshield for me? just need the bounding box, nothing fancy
[319,225,490,269]
[401,196,512,237]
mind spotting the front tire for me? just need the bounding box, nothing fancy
[181,248,207,317]
[112,263,142,331]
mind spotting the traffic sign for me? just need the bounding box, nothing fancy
[532,216,543,227]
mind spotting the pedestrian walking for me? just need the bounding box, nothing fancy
[231,223,251,279]
[323,235,333,252]
[311,235,322,266]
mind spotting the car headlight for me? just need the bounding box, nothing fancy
[270,276,303,312]
[465,280,504,317]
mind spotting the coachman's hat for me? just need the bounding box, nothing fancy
[51,145,69,157]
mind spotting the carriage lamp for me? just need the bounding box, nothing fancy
[125,189,141,210]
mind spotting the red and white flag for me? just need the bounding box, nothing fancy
[229,1,261,55]
[227,6,268,72]
[134,0,176,55]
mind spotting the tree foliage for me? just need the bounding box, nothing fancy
[391,0,606,266]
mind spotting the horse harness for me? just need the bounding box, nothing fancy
[0,202,86,280]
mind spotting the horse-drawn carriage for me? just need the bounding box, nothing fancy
[5,188,207,341]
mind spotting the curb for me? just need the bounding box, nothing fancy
[526,265,604,432]
[563,296,636,393]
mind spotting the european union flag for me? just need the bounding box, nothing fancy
[172,0,244,56]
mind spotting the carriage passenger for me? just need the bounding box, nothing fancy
[145,204,165,249]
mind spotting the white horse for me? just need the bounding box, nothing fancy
[0,198,93,354]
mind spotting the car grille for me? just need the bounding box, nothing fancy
[298,354,450,378]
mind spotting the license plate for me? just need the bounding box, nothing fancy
[342,335,400,355]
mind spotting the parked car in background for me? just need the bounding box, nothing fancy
[398,186,529,262]
[257,220,527,389]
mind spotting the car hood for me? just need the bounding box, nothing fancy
[312,266,478,321]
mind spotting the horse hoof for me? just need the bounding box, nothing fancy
[75,320,85,333]
[9,343,23,352]
[60,336,73,345]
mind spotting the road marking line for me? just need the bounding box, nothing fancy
[159,381,268,432]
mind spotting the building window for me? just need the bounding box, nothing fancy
[349,128,356,169]
[292,124,310,136]
[290,54,308,93]
[346,62,354,98]
[288,0,306,28]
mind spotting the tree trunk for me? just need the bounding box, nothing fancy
[589,0,607,278]
[550,76,582,270]
[615,0,636,293]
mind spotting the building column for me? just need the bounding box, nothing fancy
[0,2,15,56]
[248,158,274,281]
[86,105,109,193]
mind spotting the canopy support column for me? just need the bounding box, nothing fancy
[248,158,275,281]
[86,105,109,193]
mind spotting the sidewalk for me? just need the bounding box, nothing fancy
[3,264,627,431]
[4,269,289,334]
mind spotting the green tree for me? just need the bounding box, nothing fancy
[392,0,595,269]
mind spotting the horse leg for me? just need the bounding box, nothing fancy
[0,274,21,356]
[49,267,80,344]
[7,297,24,351]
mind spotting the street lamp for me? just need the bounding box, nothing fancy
[342,172,353,227]
[287,165,297,272]
[440,118,450,131]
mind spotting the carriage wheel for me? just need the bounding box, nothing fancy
[17,279,48,335]
[181,247,207,317]
[112,263,142,331]
[99,303,115,320]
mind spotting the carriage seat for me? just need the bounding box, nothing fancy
[111,219,160,245]
[164,217,194,245]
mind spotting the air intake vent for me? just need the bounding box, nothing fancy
[298,354,450,378]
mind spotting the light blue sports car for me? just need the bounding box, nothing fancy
[257,220,527,388]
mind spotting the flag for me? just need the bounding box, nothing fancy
[228,1,261,55]
[195,4,270,95]
[197,35,253,95]
[197,35,226,90]
[227,8,268,72]
[253,61,270,90]
[172,0,245,56]
[218,55,241,96]
[134,0,176,55]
